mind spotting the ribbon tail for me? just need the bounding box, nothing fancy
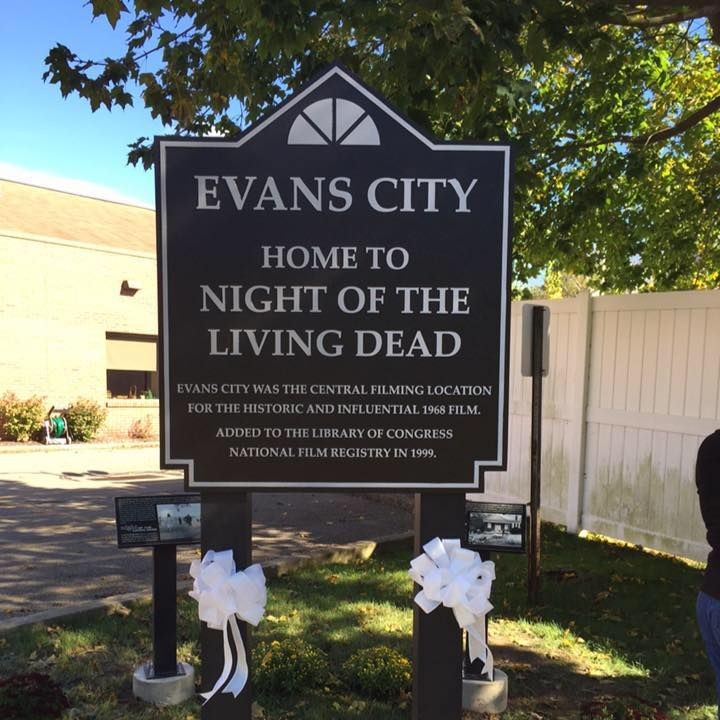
[467,621,493,680]
[223,614,249,698]
[200,618,235,704]
[484,645,494,681]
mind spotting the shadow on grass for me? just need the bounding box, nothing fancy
[1,527,716,719]
[487,524,715,716]
[490,640,664,717]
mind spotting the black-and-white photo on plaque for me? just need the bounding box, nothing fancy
[465,502,526,554]
[115,495,201,548]
[157,501,201,543]
[156,64,512,491]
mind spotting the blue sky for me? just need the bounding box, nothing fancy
[1,1,167,206]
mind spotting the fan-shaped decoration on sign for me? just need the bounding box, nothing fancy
[288,98,380,146]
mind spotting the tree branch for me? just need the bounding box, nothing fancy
[628,92,720,145]
[612,5,718,27]
[621,0,720,11]
[606,1,720,44]
[543,92,720,164]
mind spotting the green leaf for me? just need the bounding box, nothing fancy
[89,0,128,29]
[525,23,546,72]
[42,0,720,293]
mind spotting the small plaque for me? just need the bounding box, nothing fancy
[464,501,526,554]
[115,494,201,548]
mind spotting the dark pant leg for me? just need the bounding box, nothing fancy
[697,591,720,718]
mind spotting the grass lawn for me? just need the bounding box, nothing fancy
[0,523,716,719]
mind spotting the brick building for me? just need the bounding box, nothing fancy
[0,175,160,438]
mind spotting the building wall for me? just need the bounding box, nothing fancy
[104,400,159,439]
[0,230,159,437]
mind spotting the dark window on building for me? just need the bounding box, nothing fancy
[106,332,158,398]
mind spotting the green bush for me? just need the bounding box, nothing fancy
[341,646,412,700]
[66,399,107,441]
[0,672,70,719]
[252,639,329,695]
[0,393,45,441]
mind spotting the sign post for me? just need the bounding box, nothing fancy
[155,64,511,719]
[412,493,465,720]
[521,305,549,605]
[200,492,252,719]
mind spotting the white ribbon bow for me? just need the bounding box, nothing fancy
[189,549,267,703]
[409,537,495,678]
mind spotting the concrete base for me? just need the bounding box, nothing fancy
[462,669,508,714]
[132,662,195,706]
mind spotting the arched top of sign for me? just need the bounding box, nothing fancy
[288,97,380,146]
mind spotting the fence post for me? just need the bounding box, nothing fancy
[565,291,592,533]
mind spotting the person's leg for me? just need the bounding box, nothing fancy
[697,591,720,717]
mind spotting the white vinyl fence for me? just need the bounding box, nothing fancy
[483,289,720,562]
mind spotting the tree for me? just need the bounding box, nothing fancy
[44,1,720,293]
[524,268,592,300]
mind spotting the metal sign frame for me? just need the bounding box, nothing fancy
[156,64,512,492]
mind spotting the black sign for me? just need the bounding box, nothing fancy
[115,494,201,548]
[464,501,526,554]
[156,64,511,491]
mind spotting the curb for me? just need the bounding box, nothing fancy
[0,532,413,634]
[263,531,413,577]
[0,441,160,455]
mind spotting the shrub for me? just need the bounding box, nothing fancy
[128,415,154,440]
[0,393,45,441]
[65,399,107,441]
[341,646,411,700]
[252,639,329,695]
[0,672,70,719]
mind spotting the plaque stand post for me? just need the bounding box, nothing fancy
[152,544,178,677]
[132,543,196,705]
[462,547,490,682]
[200,491,253,720]
[412,493,465,720]
[528,305,545,605]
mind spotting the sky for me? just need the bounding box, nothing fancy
[1,1,167,207]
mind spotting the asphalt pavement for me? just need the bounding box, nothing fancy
[0,442,412,626]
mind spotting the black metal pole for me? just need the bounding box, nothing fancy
[528,306,544,605]
[412,492,465,720]
[200,491,253,720]
[152,543,178,678]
